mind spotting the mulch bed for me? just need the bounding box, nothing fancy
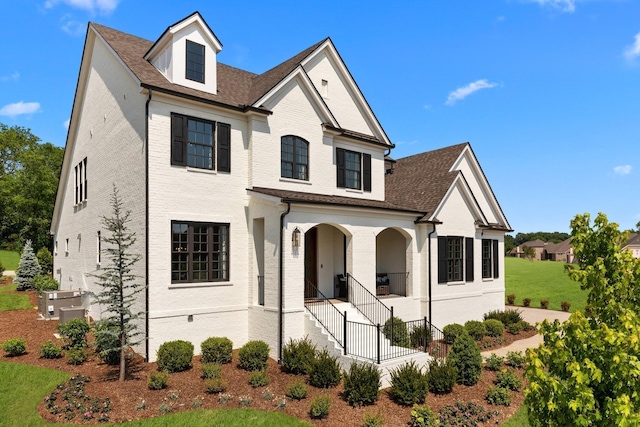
[0,281,530,426]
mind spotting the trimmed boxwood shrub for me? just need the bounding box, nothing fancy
[156,340,194,373]
[57,318,90,349]
[389,361,428,406]
[248,370,269,388]
[2,338,27,356]
[286,379,308,400]
[93,319,120,366]
[39,340,63,359]
[309,348,341,388]
[427,357,456,394]
[148,371,169,390]
[238,340,270,371]
[483,319,504,337]
[66,347,86,365]
[443,323,465,345]
[282,336,316,375]
[483,309,523,327]
[448,333,482,386]
[522,298,531,307]
[507,322,523,335]
[342,362,381,407]
[200,337,233,364]
[540,299,549,309]
[383,316,410,347]
[409,325,432,348]
[201,363,222,379]
[464,320,487,341]
[506,294,516,305]
[204,378,228,394]
[309,394,331,419]
[33,275,59,295]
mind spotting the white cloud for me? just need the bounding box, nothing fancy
[624,32,640,61]
[525,0,576,13]
[445,79,498,106]
[0,101,41,117]
[63,119,70,129]
[61,15,85,36]
[44,0,119,14]
[0,72,20,82]
[613,165,632,176]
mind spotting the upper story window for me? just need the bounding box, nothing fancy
[171,113,231,172]
[74,157,87,205]
[186,40,205,83]
[438,236,474,283]
[281,136,309,180]
[336,148,371,191]
[171,221,229,283]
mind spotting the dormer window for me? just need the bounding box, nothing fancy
[186,40,205,83]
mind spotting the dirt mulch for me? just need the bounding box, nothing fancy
[0,283,528,426]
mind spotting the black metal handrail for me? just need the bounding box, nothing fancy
[257,276,264,306]
[347,273,391,326]
[385,272,409,297]
[304,280,345,350]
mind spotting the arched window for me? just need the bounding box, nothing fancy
[281,135,309,180]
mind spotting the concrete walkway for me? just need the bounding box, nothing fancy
[3,270,16,277]
[481,307,571,358]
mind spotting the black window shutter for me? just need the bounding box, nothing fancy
[336,148,345,188]
[438,236,447,283]
[493,240,499,278]
[363,153,371,192]
[465,237,474,282]
[171,113,186,166]
[217,122,231,172]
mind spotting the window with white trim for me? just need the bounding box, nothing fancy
[74,157,87,204]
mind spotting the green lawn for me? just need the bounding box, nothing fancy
[505,257,588,312]
[0,249,19,271]
[502,405,530,426]
[0,283,33,311]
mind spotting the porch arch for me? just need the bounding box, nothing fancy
[375,227,412,297]
[304,223,351,299]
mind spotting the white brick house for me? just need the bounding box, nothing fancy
[51,12,511,364]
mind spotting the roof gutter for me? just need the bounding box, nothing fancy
[144,88,152,362]
[427,222,437,325]
[278,201,291,363]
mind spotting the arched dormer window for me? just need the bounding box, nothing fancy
[281,135,309,181]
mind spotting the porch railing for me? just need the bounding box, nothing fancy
[257,276,264,306]
[347,273,391,327]
[385,272,409,297]
[304,280,345,350]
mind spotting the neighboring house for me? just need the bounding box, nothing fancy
[544,238,574,263]
[624,233,640,258]
[51,12,511,366]
[510,239,546,260]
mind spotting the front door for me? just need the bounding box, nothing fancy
[304,227,317,299]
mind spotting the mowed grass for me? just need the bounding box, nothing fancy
[0,249,19,271]
[0,283,33,311]
[505,257,588,312]
[502,405,530,427]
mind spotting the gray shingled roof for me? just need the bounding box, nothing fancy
[627,233,640,246]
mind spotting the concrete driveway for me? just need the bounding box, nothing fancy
[481,307,572,358]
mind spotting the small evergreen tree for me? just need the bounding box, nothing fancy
[92,185,145,381]
[448,332,482,386]
[14,240,41,291]
[36,247,53,275]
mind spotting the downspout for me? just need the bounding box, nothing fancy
[278,201,291,363]
[144,88,152,362]
[427,223,436,324]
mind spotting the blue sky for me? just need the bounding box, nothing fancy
[1,0,639,234]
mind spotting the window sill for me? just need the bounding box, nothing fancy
[344,188,363,194]
[169,281,233,290]
[186,167,216,175]
[279,177,311,185]
[441,281,465,286]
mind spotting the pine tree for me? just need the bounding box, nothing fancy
[14,240,41,291]
[93,185,145,381]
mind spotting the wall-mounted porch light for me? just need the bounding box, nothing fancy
[292,227,302,248]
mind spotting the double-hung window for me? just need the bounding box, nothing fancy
[438,236,474,283]
[74,157,87,205]
[482,239,500,279]
[336,148,371,191]
[186,40,205,83]
[281,135,309,180]
[171,221,229,283]
[171,113,231,171]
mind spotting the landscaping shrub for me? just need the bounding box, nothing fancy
[443,323,465,345]
[67,347,86,365]
[464,320,487,341]
[39,340,63,359]
[389,360,428,405]
[486,386,512,406]
[506,322,523,335]
[248,370,269,388]
[156,340,194,373]
[309,394,331,419]
[518,320,534,331]
[505,351,526,369]
[427,357,456,394]
[483,319,504,337]
[449,333,482,386]
[148,371,169,390]
[2,338,27,356]
[410,404,439,427]
[561,301,571,312]
[14,240,41,291]
[495,369,522,391]
[484,353,504,371]
[0,261,4,277]
[540,299,549,309]
[93,319,120,366]
[36,247,53,275]
[506,293,516,305]
[483,309,523,327]
[409,324,432,348]
[282,336,316,375]
[204,378,228,394]
[383,316,410,347]
[57,318,90,349]
[362,410,384,427]
[238,340,270,371]
[200,336,233,364]
[438,401,500,425]
[522,298,531,307]
[33,275,59,295]
[309,348,341,388]
[286,379,308,400]
[201,363,222,379]
[342,362,380,407]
